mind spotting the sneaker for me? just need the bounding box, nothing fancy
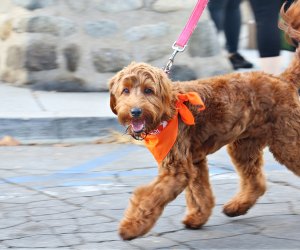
[229,52,253,70]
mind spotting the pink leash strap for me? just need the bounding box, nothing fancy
[164,0,209,74]
[175,0,209,49]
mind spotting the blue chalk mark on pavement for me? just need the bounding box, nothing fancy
[57,144,137,174]
[3,145,158,186]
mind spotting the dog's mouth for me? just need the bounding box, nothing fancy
[130,119,146,134]
[125,117,160,140]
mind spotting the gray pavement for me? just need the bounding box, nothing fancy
[0,144,299,249]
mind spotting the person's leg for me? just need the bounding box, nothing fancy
[209,0,252,69]
[224,0,253,69]
[250,0,282,74]
[207,0,227,32]
[224,0,242,54]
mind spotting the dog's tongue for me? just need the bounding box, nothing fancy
[131,120,144,133]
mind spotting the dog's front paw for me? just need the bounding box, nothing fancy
[183,213,209,229]
[223,199,251,217]
[119,218,148,240]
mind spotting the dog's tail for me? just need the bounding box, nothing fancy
[279,0,300,88]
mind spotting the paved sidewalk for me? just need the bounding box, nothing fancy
[0,144,299,249]
[0,83,121,143]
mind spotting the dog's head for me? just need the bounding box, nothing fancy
[109,62,176,139]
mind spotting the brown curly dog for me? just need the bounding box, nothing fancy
[109,1,300,240]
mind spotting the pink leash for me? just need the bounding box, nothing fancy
[164,0,209,74]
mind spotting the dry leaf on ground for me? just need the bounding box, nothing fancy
[0,136,21,146]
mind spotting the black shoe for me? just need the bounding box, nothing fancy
[229,53,253,70]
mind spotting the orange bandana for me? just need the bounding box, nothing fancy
[144,92,205,164]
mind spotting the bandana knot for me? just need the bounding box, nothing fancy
[144,92,205,164]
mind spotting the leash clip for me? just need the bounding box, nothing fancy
[163,0,208,75]
[163,42,187,75]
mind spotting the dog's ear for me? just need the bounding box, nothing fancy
[157,70,176,119]
[108,76,118,115]
[110,94,117,115]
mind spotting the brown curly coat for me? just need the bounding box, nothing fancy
[109,1,300,240]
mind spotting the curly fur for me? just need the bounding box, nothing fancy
[109,1,300,240]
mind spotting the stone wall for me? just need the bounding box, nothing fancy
[0,0,231,92]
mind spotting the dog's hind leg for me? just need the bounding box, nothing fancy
[269,143,300,176]
[269,108,300,176]
[183,157,215,229]
[223,138,267,217]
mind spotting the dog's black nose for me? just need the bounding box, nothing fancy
[131,107,142,118]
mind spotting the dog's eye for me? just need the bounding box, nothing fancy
[144,88,153,94]
[122,88,130,94]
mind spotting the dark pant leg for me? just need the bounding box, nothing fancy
[224,0,242,53]
[249,0,281,57]
[207,0,229,31]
